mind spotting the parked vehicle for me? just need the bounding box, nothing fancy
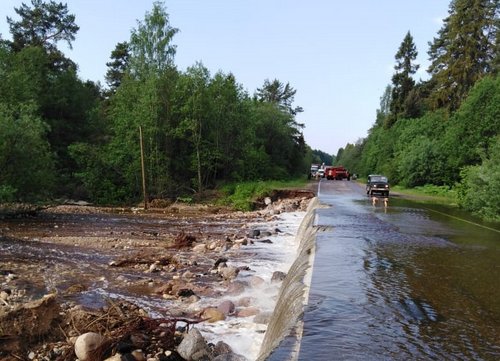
[366,174,389,196]
[309,164,320,178]
[326,166,350,180]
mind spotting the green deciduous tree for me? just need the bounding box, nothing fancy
[101,1,180,201]
[172,62,211,192]
[457,136,500,221]
[0,103,55,200]
[443,75,500,181]
[393,111,450,187]
[129,1,178,79]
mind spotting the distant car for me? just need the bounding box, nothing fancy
[366,174,389,197]
[318,169,325,178]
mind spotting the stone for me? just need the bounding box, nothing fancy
[271,271,287,282]
[236,307,259,317]
[149,263,161,273]
[218,265,239,280]
[177,328,211,361]
[226,281,246,295]
[0,290,9,301]
[249,229,260,238]
[213,341,233,356]
[131,349,146,361]
[74,332,104,361]
[192,244,206,253]
[233,238,247,245]
[264,197,272,205]
[182,294,201,304]
[201,307,226,322]
[182,270,194,279]
[249,276,265,288]
[236,297,253,307]
[217,300,235,315]
[177,288,195,298]
[214,257,228,268]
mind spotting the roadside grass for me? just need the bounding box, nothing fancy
[390,184,458,205]
[218,178,308,211]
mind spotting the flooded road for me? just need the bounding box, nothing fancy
[298,180,500,360]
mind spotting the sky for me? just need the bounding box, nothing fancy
[0,0,450,155]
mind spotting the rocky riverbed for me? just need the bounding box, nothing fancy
[0,189,314,361]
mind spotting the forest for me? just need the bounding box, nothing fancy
[0,0,318,206]
[335,0,499,221]
[0,0,499,221]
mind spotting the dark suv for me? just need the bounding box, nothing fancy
[366,174,389,197]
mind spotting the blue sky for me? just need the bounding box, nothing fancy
[0,0,449,155]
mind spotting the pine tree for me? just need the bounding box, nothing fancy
[427,0,499,111]
[390,31,419,122]
[105,42,130,93]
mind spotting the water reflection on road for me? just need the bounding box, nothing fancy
[298,180,500,360]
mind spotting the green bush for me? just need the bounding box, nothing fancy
[0,185,17,202]
[457,136,500,221]
[219,179,307,211]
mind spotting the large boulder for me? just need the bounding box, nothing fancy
[217,300,235,315]
[201,307,226,323]
[177,328,211,361]
[74,332,104,361]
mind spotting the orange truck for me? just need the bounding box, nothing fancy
[326,166,350,180]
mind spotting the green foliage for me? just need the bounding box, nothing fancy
[255,78,304,116]
[457,136,500,221]
[393,111,449,186]
[427,0,498,110]
[220,179,307,211]
[443,75,500,180]
[312,149,333,166]
[0,1,324,207]
[0,103,55,201]
[0,185,17,203]
[7,0,79,52]
[334,140,363,175]
[129,1,178,78]
[410,185,456,199]
[105,41,130,92]
[390,31,419,122]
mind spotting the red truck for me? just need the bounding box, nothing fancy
[325,166,350,180]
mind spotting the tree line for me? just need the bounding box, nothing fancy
[0,1,314,205]
[335,0,499,221]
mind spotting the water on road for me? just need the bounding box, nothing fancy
[298,180,500,360]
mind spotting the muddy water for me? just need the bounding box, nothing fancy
[298,181,500,360]
[0,206,307,359]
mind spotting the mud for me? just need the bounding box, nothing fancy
[0,190,314,360]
